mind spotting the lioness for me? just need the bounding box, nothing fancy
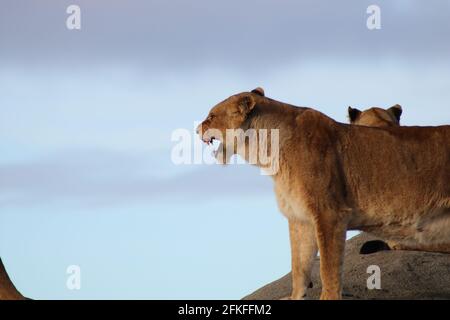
[197,88,450,300]
[348,105,450,254]
[348,105,402,127]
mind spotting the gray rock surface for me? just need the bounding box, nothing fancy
[244,233,450,300]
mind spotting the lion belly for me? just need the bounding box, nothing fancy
[354,206,450,245]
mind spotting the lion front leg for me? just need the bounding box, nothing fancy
[315,218,347,300]
[289,219,318,300]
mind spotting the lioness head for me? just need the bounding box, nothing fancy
[348,104,402,127]
[196,87,265,164]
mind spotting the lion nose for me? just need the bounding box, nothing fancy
[196,123,202,135]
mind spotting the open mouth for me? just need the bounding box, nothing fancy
[200,135,226,162]
[203,136,216,145]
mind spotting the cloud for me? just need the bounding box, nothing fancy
[2,0,450,70]
[0,149,272,208]
[1,0,449,208]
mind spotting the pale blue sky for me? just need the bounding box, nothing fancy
[1,0,449,299]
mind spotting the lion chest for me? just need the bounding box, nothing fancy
[274,182,311,222]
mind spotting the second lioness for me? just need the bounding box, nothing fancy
[348,105,450,254]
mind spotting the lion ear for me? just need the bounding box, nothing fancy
[251,87,265,97]
[348,106,362,123]
[238,94,256,114]
[388,104,402,122]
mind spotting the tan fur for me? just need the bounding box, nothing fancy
[198,89,450,300]
[348,105,402,127]
[348,106,450,254]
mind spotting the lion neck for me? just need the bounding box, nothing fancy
[244,97,306,131]
[235,98,307,176]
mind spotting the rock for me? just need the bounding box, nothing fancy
[0,258,26,300]
[243,233,450,300]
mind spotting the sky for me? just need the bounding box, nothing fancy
[1,0,450,299]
